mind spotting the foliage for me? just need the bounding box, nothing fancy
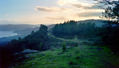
[101,24,119,54]
[96,0,119,54]
[52,20,98,39]
[100,0,119,23]
[62,42,66,52]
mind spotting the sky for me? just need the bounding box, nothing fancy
[0,0,104,24]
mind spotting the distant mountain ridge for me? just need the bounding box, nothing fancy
[77,19,108,27]
[0,19,108,31]
[0,19,108,45]
[0,24,40,45]
[0,24,38,31]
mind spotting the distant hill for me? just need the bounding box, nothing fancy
[0,24,39,35]
[0,24,40,45]
[77,19,108,27]
[0,20,108,36]
[1,20,119,68]
[51,19,109,39]
[0,20,109,45]
[48,19,109,31]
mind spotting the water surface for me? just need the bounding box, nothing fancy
[0,31,18,38]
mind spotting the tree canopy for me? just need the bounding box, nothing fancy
[98,0,119,23]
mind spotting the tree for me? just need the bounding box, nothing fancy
[98,0,119,23]
[96,0,119,54]
[62,42,66,52]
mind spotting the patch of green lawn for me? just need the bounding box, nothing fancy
[15,45,119,68]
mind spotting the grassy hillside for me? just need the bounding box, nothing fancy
[14,44,119,68]
[1,21,119,68]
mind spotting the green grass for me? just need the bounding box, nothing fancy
[14,45,119,68]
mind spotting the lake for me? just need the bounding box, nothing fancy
[0,31,18,38]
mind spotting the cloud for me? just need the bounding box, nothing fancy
[72,1,104,10]
[34,0,103,24]
[71,2,104,18]
[77,12,102,17]
[46,16,67,21]
[0,0,104,25]
[76,9,103,17]
[72,3,99,9]
[57,0,78,6]
[35,6,67,12]
[72,4,89,9]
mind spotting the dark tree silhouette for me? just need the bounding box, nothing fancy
[96,0,119,54]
